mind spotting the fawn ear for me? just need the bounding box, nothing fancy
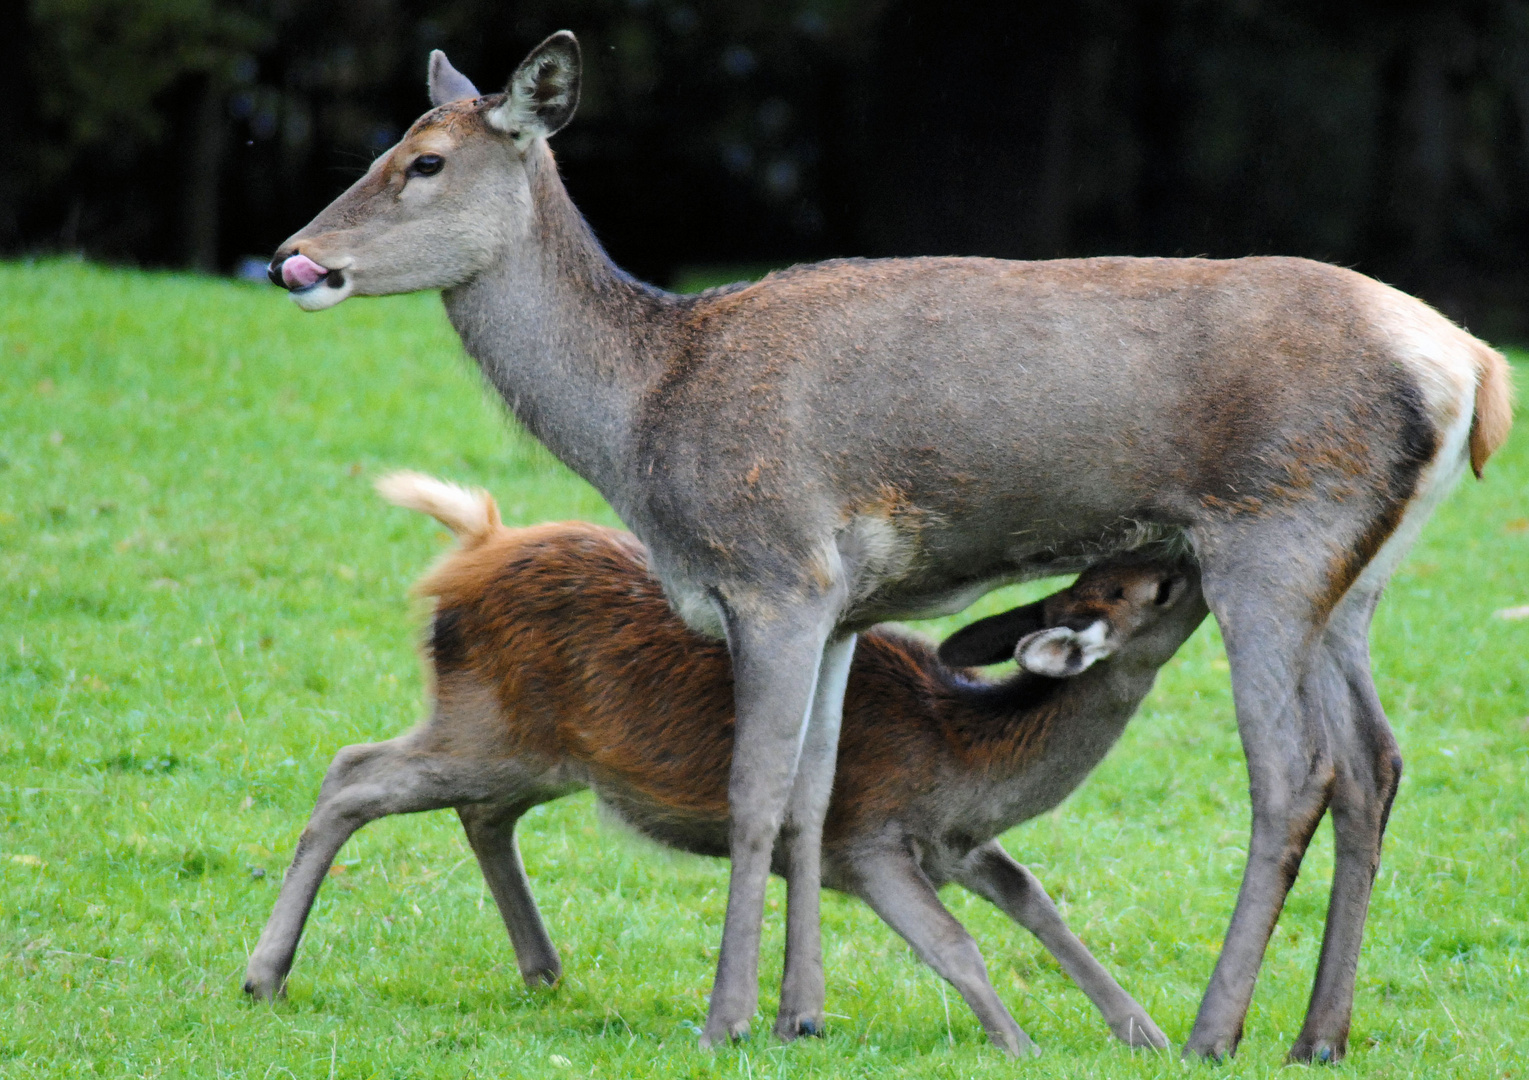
[938,600,1047,667]
[488,31,581,146]
[428,51,480,106]
[1015,621,1115,678]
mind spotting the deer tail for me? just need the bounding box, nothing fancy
[375,470,502,546]
[1469,339,1514,478]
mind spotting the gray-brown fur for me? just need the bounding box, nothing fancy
[265,34,1512,1060]
[243,474,1208,1055]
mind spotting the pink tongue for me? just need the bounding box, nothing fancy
[281,254,327,289]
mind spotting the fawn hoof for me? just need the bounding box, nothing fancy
[996,1027,1041,1058]
[1111,1012,1170,1050]
[1181,1035,1235,1064]
[1287,1035,1346,1064]
[241,966,287,1003]
[1013,1035,1043,1059]
[519,965,562,988]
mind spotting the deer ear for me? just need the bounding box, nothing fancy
[488,31,581,146]
[1016,621,1116,678]
[428,51,480,106]
[937,600,1047,667]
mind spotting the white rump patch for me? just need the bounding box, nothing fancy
[1340,275,1484,601]
[1357,275,1478,450]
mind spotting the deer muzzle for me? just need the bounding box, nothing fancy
[269,252,337,289]
[268,251,355,310]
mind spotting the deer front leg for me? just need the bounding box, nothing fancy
[701,601,835,1048]
[956,842,1168,1049]
[774,633,857,1041]
[458,802,562,987]
[243,738,537,1001]
[850,843,1039,1057]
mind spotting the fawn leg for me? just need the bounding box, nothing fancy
[701,601,835,1047]
[852,845,1039,1057]
[457,801,563,986]
[957,842,1168,1049]
[774,633,857,1041]
[243,737,537,1000]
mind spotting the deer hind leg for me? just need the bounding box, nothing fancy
[702,599,838,1047]
[457,801,563,987]
[1287,584,1401,1063]
[956,842,1168,1050]
[243,735,545,1001]
[774,632,857,1042]
[1182,541,1338,1061]
[850,843,1038,1057]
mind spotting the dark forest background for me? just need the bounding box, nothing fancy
[6,0,1529,337]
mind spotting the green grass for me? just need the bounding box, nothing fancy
[2,258,1526,1079]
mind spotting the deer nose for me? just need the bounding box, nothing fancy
[268,252,330,290]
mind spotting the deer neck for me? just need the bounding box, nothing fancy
[441,145,680,512]
[956,664,1146,779]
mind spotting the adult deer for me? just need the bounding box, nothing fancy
[245,472,1206,1056]
[265,32,1512,1061]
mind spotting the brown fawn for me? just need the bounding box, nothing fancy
[244,473,1208,1055]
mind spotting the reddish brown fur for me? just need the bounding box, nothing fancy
[422,521,736,818]
[416,513,1186,855]
[418,519,1011,834]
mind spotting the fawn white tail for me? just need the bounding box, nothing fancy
[373,471,499,542]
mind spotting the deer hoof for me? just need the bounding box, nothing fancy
[1181,1035,1235,1063]
[1015,1035,1042,1059]
[519,965,561,988]
[241,968,287,1003]
[1287,1036,1346,1064]
[772,1013,824,1041]
[1112,1012,1170,1050]
[698,1018,751,1049]
[997,1027,1041,1058]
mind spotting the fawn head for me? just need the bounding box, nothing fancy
[939,558,1204,677]
[268,33,581,310]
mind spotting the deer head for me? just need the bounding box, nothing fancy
[938,558,1201,677]
[268,33,581,310]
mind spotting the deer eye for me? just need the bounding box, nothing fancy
[1110,587,1126,601]
[408,154,444,177]
[1154,579,1175,605]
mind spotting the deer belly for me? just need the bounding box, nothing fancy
[590,783,732,859]
[840,517,1191,627]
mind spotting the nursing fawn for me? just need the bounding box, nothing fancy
[244,473,1208,1054]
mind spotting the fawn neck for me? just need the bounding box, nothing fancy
[441,146,683,511]
[953,661,1149,779]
